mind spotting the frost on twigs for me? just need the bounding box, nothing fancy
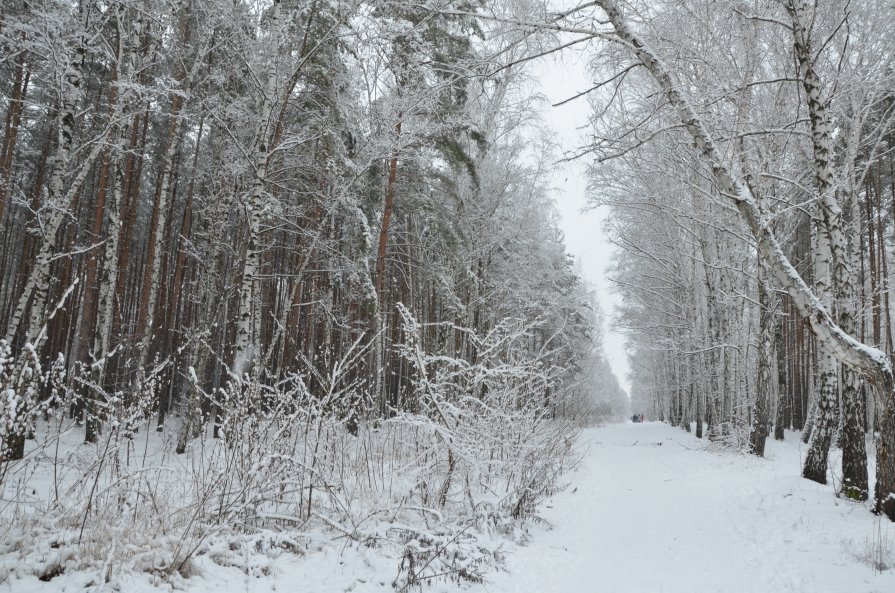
[0,317,578,590]
[844,531,895,573]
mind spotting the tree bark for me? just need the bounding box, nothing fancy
[231,0,282,380]
[0,41,28,223]
[135,7,210,368]
[3,3,95,347]
[785,0,867,497]
[803,222,837,483]
[750,265,773,456]
[774,309,786,440]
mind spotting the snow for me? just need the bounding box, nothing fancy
[468,422,895,593]
[4,422,895,592]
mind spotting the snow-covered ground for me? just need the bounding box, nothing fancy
[468,422,895,593]
[6,422,895,592]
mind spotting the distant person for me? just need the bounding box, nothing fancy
[632,414,639,423]
[640,414,644,423]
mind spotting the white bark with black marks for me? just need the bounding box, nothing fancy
[231,0,283,380]
[4,4,94,346]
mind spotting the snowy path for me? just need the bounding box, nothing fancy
[467,422,895,593]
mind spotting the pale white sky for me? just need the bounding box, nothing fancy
[531,46,632,395]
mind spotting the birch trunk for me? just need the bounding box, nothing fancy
[750,264,774,456]
[786,0,867,496]
[77,4,133,368]
[231,0,282,380]
[3,4,101,347]
[84,154,126,443]
[804,223,838,483]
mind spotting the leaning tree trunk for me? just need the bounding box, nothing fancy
[1,4,107,460]
[594,0,895,520]
[3,3,95,346]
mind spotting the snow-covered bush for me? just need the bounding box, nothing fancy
[0,307,580,589]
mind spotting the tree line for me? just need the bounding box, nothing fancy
[0,0,625,463]
[550,0,895,519]
[0,5,631,580]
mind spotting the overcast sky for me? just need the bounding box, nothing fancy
[529,46,632,395]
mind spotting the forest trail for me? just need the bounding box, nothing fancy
[469,422,895,593]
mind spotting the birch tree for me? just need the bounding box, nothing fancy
[585,0,895,520]
[4,2,97,347]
